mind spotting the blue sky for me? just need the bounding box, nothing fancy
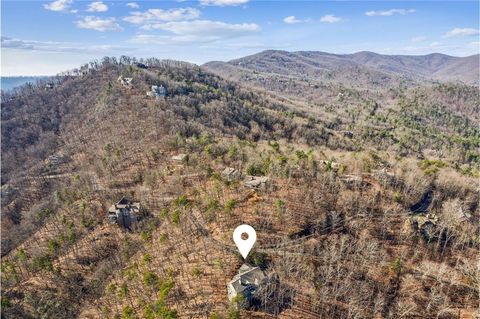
[1,0,479,75]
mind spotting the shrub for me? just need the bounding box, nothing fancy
[143,271,159,287]
[275,199,285,216]
[171,210,181,225]
[143,253,152,263]
[227,145,238,159]
[191,267,203,278]
[118,283,128,299]
[390,258,404,276]
[121,305,134,319]
[296,150,308,161]
[47,239,61,254]
[32,255,53,272]
[247,251,268,268]
[174,195,189,207]
[418,159,446,175]
[246,161,269,176]
[269,141,280,152]
[393,191,402,203]
[224,199,236,214]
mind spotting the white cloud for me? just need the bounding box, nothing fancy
[76,16,123,31]
[320,15,342,23]
[87,1,108,12]
[411,35,427,42]
[443,28,480,38]
[126,2,139,9]
[1,36,131,53]
[70,9,79,13]
[123,7,200,25]
[200,0,249,6]
[131,20,260,44]
[144,20,259,35]
[283,16,302,24]
[365,9,415,17]
[43,0,72,12]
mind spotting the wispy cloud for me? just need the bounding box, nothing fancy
[131,20,260,44]
[1,36,131,53]
[123,8,200,26]
[365,9,415,17]
[76,16,123,32]
[87,1,108,12]
[147,20,259,34]
[126,2,139,9]
[443,28,479,38]
[200,0,249,6]
[2,36,34,49]
[43,0,72,12]
[320,15,342,23]
[411,35,427,42]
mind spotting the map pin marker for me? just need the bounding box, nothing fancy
[233,224,256,259]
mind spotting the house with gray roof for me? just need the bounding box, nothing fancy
[107,197,142,230]
[147,85,167,99]
[227,264,266,302]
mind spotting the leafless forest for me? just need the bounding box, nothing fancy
[1,55,479,319]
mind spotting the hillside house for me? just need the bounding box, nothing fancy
[409,213,438,241]
[117,76,133,88]
[222,167,239,181]
[339,174,370,189]
[107,197,142,230]
[45,153,69,166]
[319,160,340,171]
[147,85,167,99]
[244,176,269,189]
[171,153,187,162]
[44,83,54,90]
[227,264,266,302]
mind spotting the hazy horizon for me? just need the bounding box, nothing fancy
[1,49,479,77]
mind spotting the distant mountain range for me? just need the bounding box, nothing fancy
[1,76,52,92]
[204,50,479,86]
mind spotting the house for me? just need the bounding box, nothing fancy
[171,153,187,162]
[227,264,266,302]
[244,176,269,189]
[147,85,167,99]
[319,160,340,171]
[44,83,54,90]
[339,175,370,188]
[222,167,239,181]
[117,76,133,88]
[45,153,69,166]
[409,213,438,241]
[107,197,142,230]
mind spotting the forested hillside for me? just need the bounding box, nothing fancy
[1,57,479,319]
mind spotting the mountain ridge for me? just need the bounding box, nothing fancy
[204,50,479,85]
